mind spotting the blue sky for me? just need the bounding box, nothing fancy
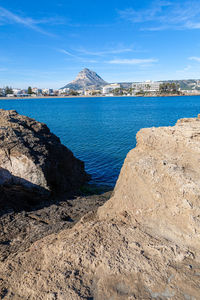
[1,0,200,88]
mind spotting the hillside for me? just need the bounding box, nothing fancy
[61,68,107,90]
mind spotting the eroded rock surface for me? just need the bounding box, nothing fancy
[1,214,199,299]
[0,109,89,193]
[99,116,200,254]
[1,116,200,299]
[0,185,112,262]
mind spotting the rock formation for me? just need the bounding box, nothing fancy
[0,109,89,194]
[98,115,200,254]
[1,115,200,299]
[61,68,107,90]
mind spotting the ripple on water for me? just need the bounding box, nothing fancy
[0,96,200,186]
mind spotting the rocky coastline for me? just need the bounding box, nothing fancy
[0,109,200,299]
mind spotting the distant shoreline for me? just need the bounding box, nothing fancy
[0,93,200,100]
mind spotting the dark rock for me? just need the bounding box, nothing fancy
[0,109,90,194]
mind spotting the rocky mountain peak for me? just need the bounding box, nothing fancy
[61,68,107,90]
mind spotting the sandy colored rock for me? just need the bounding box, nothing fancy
[1,116,200,299]
[0,109,89,193]
[98,116,200,254]
[0,214,199,299]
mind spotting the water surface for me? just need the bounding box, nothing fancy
[1,96,200,186]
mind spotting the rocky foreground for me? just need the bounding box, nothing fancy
[1,112,200,299]
[0,109,89,194]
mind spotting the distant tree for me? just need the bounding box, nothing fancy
[5,86,13,95]
[91,90,101,96]
[159,82,179,94]
[128,88,134,94]
[69,89,79,96]
[113,88,123,96]
[27,86,32,94]
[136,89,144,95]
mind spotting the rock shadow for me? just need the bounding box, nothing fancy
[0,171,112,261]
[0,168,112,217]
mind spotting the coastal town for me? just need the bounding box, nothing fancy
[1,68,200,98]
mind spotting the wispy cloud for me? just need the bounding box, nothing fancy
[0,68,7,72]
[58,49,79,58]
[189,56,200,62]
[30,16,66,25]
[176,65,192,73]
[119,1,172,23]
[185,22,200,29]
[108,58,158,65]
[58,47,139,64]
[57,46,156,66]
[76,47,133,56]
[119,1,200,31]
[0,6,59,36]
[57,49,98,63]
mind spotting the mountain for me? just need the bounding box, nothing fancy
[165,79,200,90]
[117,79,200,90]
[61,68,107,90]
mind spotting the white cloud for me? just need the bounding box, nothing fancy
[58,49,78,58]
[108,58,158,65]
[119,1,200,31]
[0,6,57,36]
[119,1,172,24]
[57,49,98,63]
[185,22,200,29]
[189,57,200,62]
[58,47,157,66]
[76,48,133,56]
[176,65,192,73]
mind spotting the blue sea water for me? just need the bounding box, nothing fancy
[1,96,200,186]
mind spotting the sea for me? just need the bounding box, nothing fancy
[1,95,200,187]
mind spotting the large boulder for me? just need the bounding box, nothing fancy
[98,115,200,253]
[0,109,89,193]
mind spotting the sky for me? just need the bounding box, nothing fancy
[1,0,200,88]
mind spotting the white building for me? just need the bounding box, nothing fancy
[32,88,42,95]
[84,89,100,96]
[132,80,162,94]
[196,80,200,88]
[78,90,84,95]
[58,88,70,95]
[42,88,54,95]
[13,88,21,96]
[13,89,29,97]
[6,94,15,97]
[102,83,121,94]
[0,88,6,96]
[182,89,200,95]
